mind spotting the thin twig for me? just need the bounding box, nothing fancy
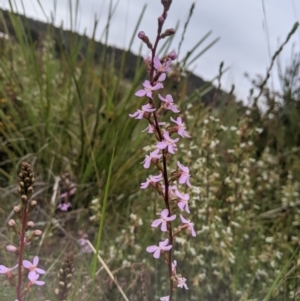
[86,240,130,301]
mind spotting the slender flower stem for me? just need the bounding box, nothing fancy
[148,18,174,300]
[17,206,28,301]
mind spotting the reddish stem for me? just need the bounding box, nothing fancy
[16,206,28,301]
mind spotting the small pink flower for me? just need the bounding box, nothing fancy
[57,202,72,211]
[146,238,172,259]
[135,80,163,98]
[180,214,196,237]
[153,56,172,73]
[161,184,178,199]
[23,256,45,278]
[156,131,179,154]
[171,116,190,138]
[177,161,191,187]
[160,296,170,301]
[28,272,45,286]
[143,149,162,169]
[177,276,188,289]
[151,209,176,232]
[158,94,180,113]
[129,104,156,119]
[0,264,18,276]
[78,232,93,253]
[175,190,190,213]
[141,174,163,189]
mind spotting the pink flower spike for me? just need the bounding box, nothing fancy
[129,104,155,119]
[153,56,172,73]
[171,116,190,138]
[23,256,45,277]
[175,190,190,213]
[177,161,192,187]
[141,174,163,189]
[0,264,18,276]
[160,296,170,301]
[28,272,45,286]
[158,94,180,113]
[135,80,163,99]
[142,149,162,169]
[146,238,172,259]
[177,276,188,289]
[180,214,196,237]
[151,209,176,232]
[156,131,179,154]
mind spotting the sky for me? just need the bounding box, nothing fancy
[1,0,300,102]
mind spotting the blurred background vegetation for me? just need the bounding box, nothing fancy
[0,2,300,301]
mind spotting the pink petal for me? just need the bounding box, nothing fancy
[162,245,172,251]
[152,83,163,91]
[23,260,32,269]
[153,249,161,258]
[36,268,46,274]
[161,222,167,232]
[166,214,176,221]
[157,141,168,149]
[135,90,147,97]
[160,209,169,218]
[146,246,157,253]
[153,56,162,70]
[33,256,39,266]
[178,202,185,211]
[179,174,188,184]
[158,73,166,82]
[151,219,162,228]
[143,159,151,169]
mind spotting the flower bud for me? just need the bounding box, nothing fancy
[158,16,165,25]
[8,219,16,227]
[138,31,146,39]
[13,206,20,213]
[21,195,28,203]
[161,0,172,11]
[168,50,177,61]
[160,28,175,39]
[33,230,42,236]
[137,31,153,49]
[6,245,18,254]
[27,221,34,228]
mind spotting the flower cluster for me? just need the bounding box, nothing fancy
[130,2,196,300]
[0,162,45,301]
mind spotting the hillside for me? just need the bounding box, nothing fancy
[0,8,231,105]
